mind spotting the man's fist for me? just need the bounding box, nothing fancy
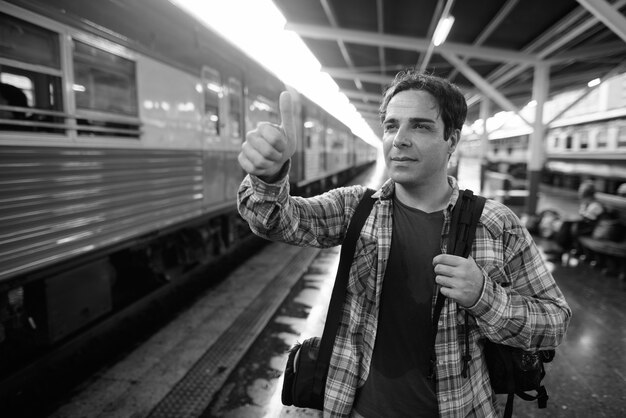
[238,91,297,182]
[433,254,484,307]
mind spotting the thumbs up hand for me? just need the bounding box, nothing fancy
[238,91,297,182]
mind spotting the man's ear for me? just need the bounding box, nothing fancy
[446,128,461,154]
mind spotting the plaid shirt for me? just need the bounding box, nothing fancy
[238,173,571,418]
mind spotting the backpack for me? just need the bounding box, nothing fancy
[435,189,555,418]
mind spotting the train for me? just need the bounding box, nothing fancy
[459,71,626,195]
[0,0,377,400]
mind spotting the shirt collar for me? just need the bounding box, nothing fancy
[373,176,461,212]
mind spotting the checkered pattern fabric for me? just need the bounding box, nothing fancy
[238,172,571,418]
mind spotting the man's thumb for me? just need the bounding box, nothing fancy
[279,91,297,153]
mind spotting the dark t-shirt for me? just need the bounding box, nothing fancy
[353,196,443,417]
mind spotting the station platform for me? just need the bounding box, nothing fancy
[47,160,625,418]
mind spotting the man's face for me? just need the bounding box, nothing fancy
[382,89,458,189]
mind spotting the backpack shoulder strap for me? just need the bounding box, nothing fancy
[433,189,486,324]
[431,189,486,379]
[449,189,486,257]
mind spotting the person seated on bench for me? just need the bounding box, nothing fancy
[549,181,605,261]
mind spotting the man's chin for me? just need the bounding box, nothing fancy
[389,173,420,187]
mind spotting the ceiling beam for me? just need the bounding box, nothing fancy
[441,52,532,126]
[417,0,452,72]
[467,0,626,102]
[353,102,381,113]
[342,89,383,102]
[319,0,363,90]
[376,0,386,76]
[466,66,611,105]
[481,4,596,86]
[359,110,382,120]
[464,6,595,105]
[285,23,544,64]
[577,0,626,43]
[534,6,614,60]
[324,68,392,85]
[464,1,626,111]
[448,0,519,81]
[553,40,626,61]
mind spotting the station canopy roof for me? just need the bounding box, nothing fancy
[9,0,626,139]
[272,0,626,135]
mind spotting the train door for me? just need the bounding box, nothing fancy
[303,107,324,181]
[201,66,227,207]
[336,129,350,172]
[224,77,244,200]
[325,122,344,174]
[618,124,626,149]
[347,133,356,168]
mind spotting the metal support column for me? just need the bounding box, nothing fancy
[525,63,549,215]
[479,98,491,194]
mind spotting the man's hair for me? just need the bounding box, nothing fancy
[379,69,468,140]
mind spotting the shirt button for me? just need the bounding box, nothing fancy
[442,396,448,402]
[438,360,444,365]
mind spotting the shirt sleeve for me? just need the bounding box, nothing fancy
[237,166,367,248]
[467,208,572,350]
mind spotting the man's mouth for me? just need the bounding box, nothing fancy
[391,156,417,162]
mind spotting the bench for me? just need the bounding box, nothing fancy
[577,192,626,280]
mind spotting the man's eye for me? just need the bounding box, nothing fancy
[413,122,431,130]
[384,124,397,132]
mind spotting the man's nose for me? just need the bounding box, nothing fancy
[393,129,412,148]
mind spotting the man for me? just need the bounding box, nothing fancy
[237,69,571,417]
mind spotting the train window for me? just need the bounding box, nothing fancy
[0,14,65,133]
[596,128,607,149]
[565,135,573,149]
[1,73,33,107]
[304,119,322,150]
[246,94,278,131]
[618,126,626,148]
[228,78,243,139]
[1,65,64,133]
[0,13,60,69]
[73,41,137,116]
[72,40,139,138]
[578,130,588,149]
[202,67,221,136]
[1,68,32,130]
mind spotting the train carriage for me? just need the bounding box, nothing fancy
[0,0,376,382]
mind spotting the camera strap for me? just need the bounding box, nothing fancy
[312,188,376,400]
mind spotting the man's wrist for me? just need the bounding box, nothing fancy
[257,160,289,183]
